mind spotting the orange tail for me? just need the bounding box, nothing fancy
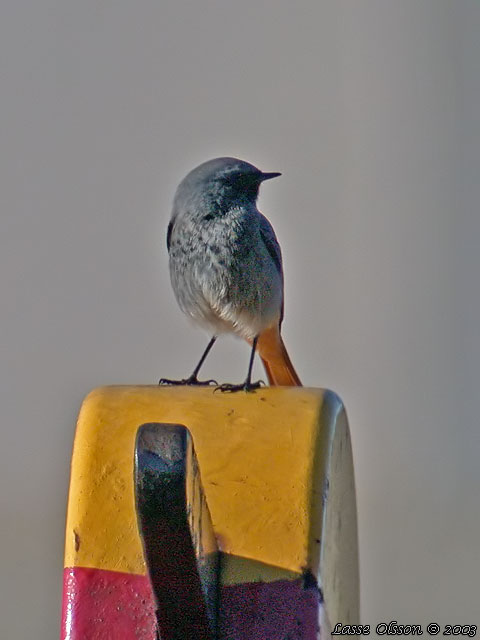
[253,324,302,387]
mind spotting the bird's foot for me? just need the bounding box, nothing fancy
[159,375,217,386]
[215,379,264,393]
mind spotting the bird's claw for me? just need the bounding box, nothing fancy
[215,379,264,393]
[159,376,217,386]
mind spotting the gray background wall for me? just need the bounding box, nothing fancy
[1,1,479,636]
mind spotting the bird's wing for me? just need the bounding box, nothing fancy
[258,212,284,324]
[258,213,283,278]
[166,220,173,251]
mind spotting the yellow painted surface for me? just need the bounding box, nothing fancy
[64,385,343,583]
[220,554,301,586]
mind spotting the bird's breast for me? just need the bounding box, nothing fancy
[168,210,282,337]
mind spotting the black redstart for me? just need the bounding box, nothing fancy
[161,157,301,391]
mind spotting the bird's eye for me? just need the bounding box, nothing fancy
[225,174,258,199]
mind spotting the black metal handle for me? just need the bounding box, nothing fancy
[134,423,218,640]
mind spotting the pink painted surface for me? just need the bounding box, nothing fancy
[61,567,156,640]
[61,567,321,639]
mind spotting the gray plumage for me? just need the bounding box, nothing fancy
[167,157,283,341]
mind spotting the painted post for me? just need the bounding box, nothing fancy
[61,386,358,639]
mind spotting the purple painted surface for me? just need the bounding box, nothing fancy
[219,577,321,640]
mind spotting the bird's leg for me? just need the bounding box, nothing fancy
[216,335,264,393]
[186,335,218,384]
[159,336,218,386]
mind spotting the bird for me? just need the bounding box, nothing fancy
[161,156,301,392]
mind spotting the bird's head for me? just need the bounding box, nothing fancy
[173,157,281,218]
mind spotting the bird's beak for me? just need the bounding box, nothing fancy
[260,171,281,181]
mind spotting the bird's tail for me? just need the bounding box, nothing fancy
[254,324,302,387]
